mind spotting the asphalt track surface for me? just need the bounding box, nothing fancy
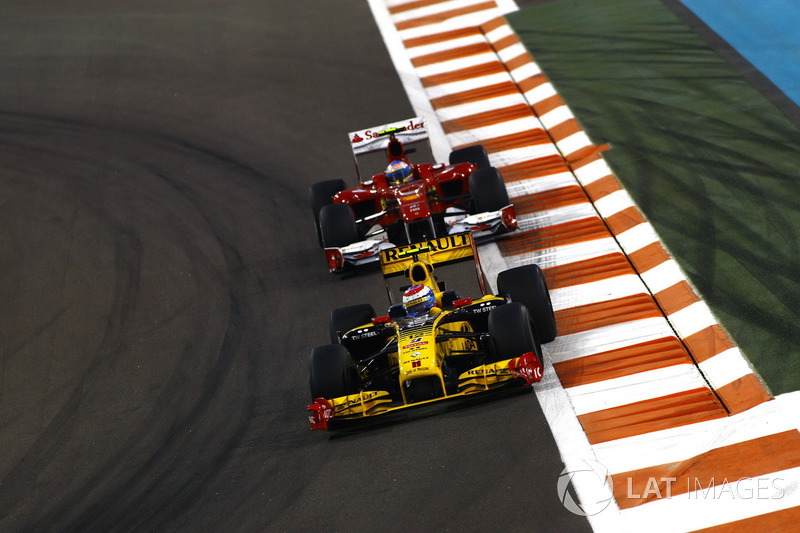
[0,2,590,531]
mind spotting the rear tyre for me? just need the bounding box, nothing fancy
[469,167,510,213]
[449,144,490,169]
[319,203,358,248]
[488,302,541,362]
[329,303,376,344]
[310,179,346,246]
[497,264,557,343]
[309,344,357,400]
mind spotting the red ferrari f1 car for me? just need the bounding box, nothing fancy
[309,117,517,273]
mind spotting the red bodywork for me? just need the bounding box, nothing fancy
[308,398,334,431]
[331,161,477,229]
[508,352,544,385]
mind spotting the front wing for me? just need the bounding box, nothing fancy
[323,238,395,273]
[308,352,542,430]
[322,205,517,274]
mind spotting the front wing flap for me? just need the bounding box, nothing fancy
[459,351,543,392]
[309,390,394,430]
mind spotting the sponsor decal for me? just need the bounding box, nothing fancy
[404,296,427,308]
[337,391,386,412]
[351,329,379,339]
[465,367,497,377]
[350,118,428,155]
[351,118,426,143]
[397,189,422,201]
[401,340,429,349]
[470,302,495,314]
[381,233,471,263]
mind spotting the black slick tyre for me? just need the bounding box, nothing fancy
[309,344,357,400]
[310,179,346,246]
[488,302,541,362]
[319,203,357,248]
[469,167,510,213]
[496,264,557,343]
[449,144,490,169]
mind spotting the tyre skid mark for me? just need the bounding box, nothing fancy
[0,115,257,530]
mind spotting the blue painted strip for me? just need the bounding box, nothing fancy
[680,0,800,106]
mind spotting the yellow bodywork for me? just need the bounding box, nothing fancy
[328,390,394,418]
[317,231,527,425]
[379,233,475,277]
[456,359,520,393]
[394,314,481,404]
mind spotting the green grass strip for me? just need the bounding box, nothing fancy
[509,0,800,394]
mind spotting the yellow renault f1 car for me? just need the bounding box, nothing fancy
[307,232,557,430]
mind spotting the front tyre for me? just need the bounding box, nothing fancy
[469,167,510,213]
[497,264,557,343]
[488,302,541,362]
[310,179,346,246]
[309,344,357,400]
[319,203,358,248]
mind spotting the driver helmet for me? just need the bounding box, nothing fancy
[386,160,413,186]
[402,285,436,317]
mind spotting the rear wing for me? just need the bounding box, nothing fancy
[349,116,429,156]
[348,117,433,181]
[380,232,488,297]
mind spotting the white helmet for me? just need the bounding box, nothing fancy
[402,285,435,317]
